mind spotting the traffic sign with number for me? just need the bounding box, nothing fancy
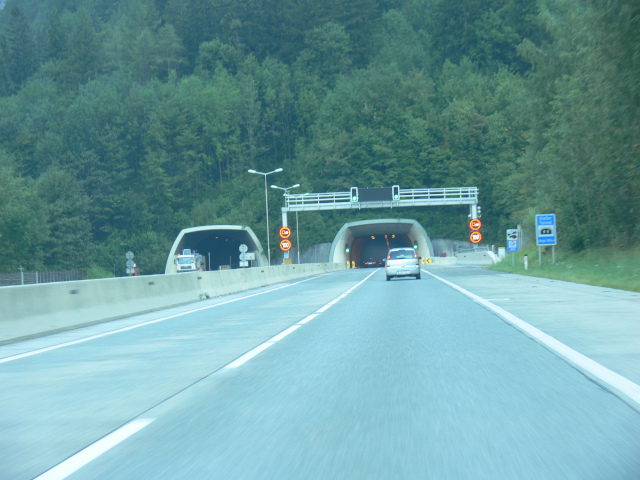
[470,231,482,244]
[280,239,292,251]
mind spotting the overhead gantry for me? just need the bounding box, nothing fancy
[279,186,478,263]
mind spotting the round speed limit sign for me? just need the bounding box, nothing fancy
[280,239,292,251]
[470,231,482,244]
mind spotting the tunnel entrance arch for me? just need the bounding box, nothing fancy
[329,219,434,266]
[165,225,267,273]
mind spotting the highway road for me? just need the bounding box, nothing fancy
[1,268,639,479]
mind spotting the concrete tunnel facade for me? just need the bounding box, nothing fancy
[329,219,434,267]
[165,225,267,273]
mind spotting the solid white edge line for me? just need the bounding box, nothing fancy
[424,270,640,413]
[34,419,155,480]
[0,275,327,365]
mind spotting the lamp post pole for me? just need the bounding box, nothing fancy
[271,183,300,264]
[248,168,282,265]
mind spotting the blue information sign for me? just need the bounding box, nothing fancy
[536,214,557,246]
[506,229,518,252]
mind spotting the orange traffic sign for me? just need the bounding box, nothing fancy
[279,226,291,239]
[469,219,482,231]
[470,231,482,244]
[280,239,292,251]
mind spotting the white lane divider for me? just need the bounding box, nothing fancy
[297,314,318,325]
[0,275,328,365]
[225,270,378,369]
[34,418,155,480]
[22,272,377,479]
[425,269,640,413]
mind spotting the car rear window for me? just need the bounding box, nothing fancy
[388,249,416,259]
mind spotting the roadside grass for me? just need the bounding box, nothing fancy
[87,266,115,279]
[488,246,640,293]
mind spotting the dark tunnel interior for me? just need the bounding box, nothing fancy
[350,234,412,267]
[176,230,260,269]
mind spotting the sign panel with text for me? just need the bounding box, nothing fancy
[536,214,557,246]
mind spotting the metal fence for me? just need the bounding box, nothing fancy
[456,245,492,254]
[0,270,88,287]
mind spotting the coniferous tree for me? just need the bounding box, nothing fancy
[1,7,36,95]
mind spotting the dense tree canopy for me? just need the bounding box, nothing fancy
[0,0,637,273]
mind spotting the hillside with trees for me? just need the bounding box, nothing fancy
[0,0,638,274]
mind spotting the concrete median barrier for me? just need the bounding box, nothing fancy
[0,263,344,344]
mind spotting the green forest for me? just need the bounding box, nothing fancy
[0,0,638,274]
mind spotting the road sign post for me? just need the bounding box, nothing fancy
[536,214,557,265]
[469,218,482,245]
[239,244,250,267]
[125,251,135,276]
[507,229,519,266]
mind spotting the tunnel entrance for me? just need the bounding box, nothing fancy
[330,219,433,267]
[165,225,266,273]
[351,234,413,268]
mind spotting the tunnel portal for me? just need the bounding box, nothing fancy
[165,225,266,273]
[329,219,433,267]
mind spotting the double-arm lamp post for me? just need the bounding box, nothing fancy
[248,168,283,265]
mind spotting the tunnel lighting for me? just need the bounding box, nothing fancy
[371,235,375,240]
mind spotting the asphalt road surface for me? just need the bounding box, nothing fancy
[1,268,639,479]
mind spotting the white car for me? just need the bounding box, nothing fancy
[385,248,421,281]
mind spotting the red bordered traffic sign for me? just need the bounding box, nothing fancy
[469,219,482,231]
[279,226,291,239]
[470,231,482,244]
[280,239,292,251]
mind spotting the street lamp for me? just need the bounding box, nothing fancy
[271,183,300,264]
[270,183,300,195]
[248,167,283,265]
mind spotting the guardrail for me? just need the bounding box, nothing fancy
[456,246,491,254]
[0,263,344,344]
